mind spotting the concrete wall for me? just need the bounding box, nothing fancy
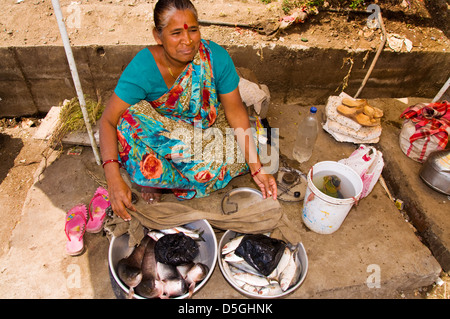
[0,44,449,117]
[228,45,450,105]
[0,45,143,117]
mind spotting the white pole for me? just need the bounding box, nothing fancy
[432,76,450,103]
[51,0,102,165]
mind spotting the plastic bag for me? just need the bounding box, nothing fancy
[154,233,199,266]
[235,234,286,276]
[338,145,384,199]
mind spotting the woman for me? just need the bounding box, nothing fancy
[99,0,277,221]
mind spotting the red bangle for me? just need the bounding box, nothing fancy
[251,166,263,177]
[102,159,122,169]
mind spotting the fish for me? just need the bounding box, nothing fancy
[157,262,179,281]
[268,246,291,281]
[135,238,164,299]
[223,251,244,263]
[176,262,195,279]
[242,283,260,294]
[228,264,245,275]
[156,261,189,298]
[141,238,159,279]
[160,226,205,241]
[135,278,164,299]
[147,230,165,241]
[258,282,283,296]
[121,227,211,299]
[279,247,302,291]
[117,236,150,298]
[224,252,269,276]
[234,279,246,288]
[227,264,271,295]
[221,235,244,255]
[120,236,149,270]
[162,278,188,298]
[225,259,261,276]
[232,272,270,287]
[185,263,209,298]
[222,235,303,296]
[222,259,240,282]
[117,261,142,298]
[186,263,209,285]
[223,263,246,288]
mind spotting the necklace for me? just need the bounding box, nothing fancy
[164,54,178,79]
[167,65,177,79]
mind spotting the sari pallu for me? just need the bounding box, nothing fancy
[116,40,248,199]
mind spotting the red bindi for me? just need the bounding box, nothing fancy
[184,23,188,30]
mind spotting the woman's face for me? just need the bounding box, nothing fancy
[154,9,201,65]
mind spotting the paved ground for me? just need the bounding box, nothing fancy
[0,96,446,299]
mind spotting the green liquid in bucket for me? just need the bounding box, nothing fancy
[313,172,357,199]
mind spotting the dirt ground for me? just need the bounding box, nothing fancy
[1,103,449,299]
[1,0,449,52]
[0,119,43,257]
[1,0,449,299]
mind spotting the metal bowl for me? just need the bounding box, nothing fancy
[221,187,264,215]
[419,149,450,195]
[108,219,217,299]
[218,230,308,299]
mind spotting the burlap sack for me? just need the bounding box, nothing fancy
[104,198,302,247]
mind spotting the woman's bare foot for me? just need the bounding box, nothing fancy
[141,187,162,204]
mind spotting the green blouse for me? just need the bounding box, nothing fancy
[114,40,240,105]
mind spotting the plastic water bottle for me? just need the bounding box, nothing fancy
[293,107,319,163]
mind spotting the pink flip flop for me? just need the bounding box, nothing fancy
[86,187,110,233]
[65,204,88,256]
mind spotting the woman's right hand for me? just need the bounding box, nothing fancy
[107,177,135,221]
[99,93,135,221]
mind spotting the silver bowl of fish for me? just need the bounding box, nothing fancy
[218,230,308,298]
[108,219,217,299]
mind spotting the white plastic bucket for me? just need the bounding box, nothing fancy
[302,161,363,234]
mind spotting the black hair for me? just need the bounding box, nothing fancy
[154,0,198,33]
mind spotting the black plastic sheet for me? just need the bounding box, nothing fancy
[235,234,286,276]
[154,233,199,266]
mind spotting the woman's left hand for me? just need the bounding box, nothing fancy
[252,169,278,200]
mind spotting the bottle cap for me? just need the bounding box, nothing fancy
[310,107,317,113]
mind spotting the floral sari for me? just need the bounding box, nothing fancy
[116,40,248,199]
